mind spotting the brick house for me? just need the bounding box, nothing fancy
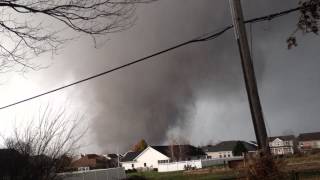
[298,132,320,152]
[71,154,114,171]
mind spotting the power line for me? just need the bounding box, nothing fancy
[0,6,301,110]
[245,7,300,24]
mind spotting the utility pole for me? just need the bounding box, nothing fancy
[229,0,270,153]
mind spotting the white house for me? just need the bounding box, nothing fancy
[298,132,320,152]
[202,141,257,159]
[120,145,206,170]
[268,135,295,155]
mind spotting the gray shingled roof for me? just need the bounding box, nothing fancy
[120,151,141,162]
[298,132,320,141]
[202,141,257,152]
[107,153,119,159]
[151,145,206,158]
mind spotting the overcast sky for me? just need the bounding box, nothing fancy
[0,0,319,153]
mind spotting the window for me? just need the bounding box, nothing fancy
[132,164,134,168]
[228,154,230,157]
[144,163,146,167]
[78,167,89,171]
[219,155,222,158]
[285,141,290,146]
[158,160,168,164]
[224,154,226,158]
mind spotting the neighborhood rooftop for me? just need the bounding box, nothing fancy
[268,135,295,141]
[298,132,320,141]
[202,141,257,152]
[151,145,206,158]
[107,154,119,159]
[120,151,142,162]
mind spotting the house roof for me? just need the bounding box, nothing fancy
[298,132,320,141]
[151,145,206,158]
[107,153,119,159]
[86,154,103,159]
[120,151,142,162]
[71,154,108,168]
[202,141,257,152]
[268,135,295,142]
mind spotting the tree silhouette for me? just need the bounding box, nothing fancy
[232,141,248,156]
[4,105,86,180]
[132,139,148,152]
[0,0,154,72]
[288,0,320,48]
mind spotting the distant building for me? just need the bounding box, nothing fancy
[298,132,320,152]
[106,153,120,159]
[202,141,257,159]
[268,135,295,155]
[104,153,122,167]
[120,145,206,170]
[71,154,114,171]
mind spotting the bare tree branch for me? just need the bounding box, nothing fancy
[0,0,155,72]
[4,104,87,180]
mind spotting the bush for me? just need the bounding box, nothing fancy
[246,152,289,180]
[126,169,137,174]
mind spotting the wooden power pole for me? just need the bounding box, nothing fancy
[229,0,270,153]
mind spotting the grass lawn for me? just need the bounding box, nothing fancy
[127,171,238,180]
[127,154,320,180]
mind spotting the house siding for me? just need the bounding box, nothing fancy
[299,140,320,150]
[206,151,234,159]
[135,147,170,169]
[121,147,170,170]
[269,138,294,155]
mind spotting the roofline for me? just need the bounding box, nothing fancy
[132,146,151,161]
[120,151,142,162]
[271,137,282,142]
[133,146,170,161]
[203,140,257,152]
[122,151,133,157]
[298,139,320,141]
[269,137,294,142]
[205,150,233,153]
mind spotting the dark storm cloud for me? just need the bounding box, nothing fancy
[68,0,320,152]
[86,0,265,151]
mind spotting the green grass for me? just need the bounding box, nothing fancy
[127,154,320,180]
[127,171,237,180]
[128,169,320,180]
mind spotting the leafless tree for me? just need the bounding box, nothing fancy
[0,0,154,72]
[3,105,86,180]
[167,136,190,161]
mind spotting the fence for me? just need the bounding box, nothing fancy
[158,157,243,172]
[58,167,126,180]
